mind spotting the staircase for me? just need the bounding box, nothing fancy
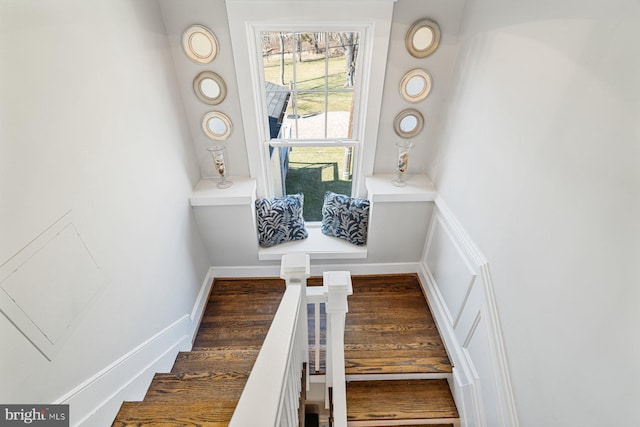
[343,274,459,426]
[112,278,286,426]
[112,274,459,426]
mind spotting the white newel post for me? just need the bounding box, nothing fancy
[324,271,353,427]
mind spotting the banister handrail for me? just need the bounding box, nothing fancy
[229,254,310,427]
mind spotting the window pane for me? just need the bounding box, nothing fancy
[327,32,358,90]
[265,89,291,138]
[283,146,353,221]
[327,92,354,139]
[284,92,326,140]
[262,32,294,87]
[295,33,327,91]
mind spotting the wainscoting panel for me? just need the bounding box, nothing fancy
[465,311,502,427]
[452,367,478,427]
[419,197,519,427]
[0,212,104,360]
[425,215,477,326]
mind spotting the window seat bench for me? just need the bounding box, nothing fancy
[257,226,367,261]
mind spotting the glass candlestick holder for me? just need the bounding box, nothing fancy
[207,145,233,189]
[392,140,415,187]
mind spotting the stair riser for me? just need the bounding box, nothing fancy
[346,373,452,382]
[347,420,460,426]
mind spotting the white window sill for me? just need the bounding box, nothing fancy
[365,174,436,202]
[258,227,367,261]
[189,177,257,206]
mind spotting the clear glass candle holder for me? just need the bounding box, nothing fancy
[207,145,232,189]
[392,140,415,187]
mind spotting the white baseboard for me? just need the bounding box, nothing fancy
[190,267,216,344]
[57,269,216,427]
[211,262,420,279]
[56,315,191,426]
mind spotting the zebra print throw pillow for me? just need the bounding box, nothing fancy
[255,194,308,248]
[321,191,370,246]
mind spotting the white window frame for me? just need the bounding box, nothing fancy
[247,22,374,201]
[226,0,394,201]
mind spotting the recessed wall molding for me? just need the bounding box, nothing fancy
[0,211,104,360]
[418,196,520,427]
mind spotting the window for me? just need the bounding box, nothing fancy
[257,29,363,221]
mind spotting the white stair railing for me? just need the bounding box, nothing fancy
[307,286,326,373]
[229,254,310,427]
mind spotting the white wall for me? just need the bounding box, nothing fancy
[375,0,465,175]
[432,0,640,424]
[0,0,210,424]
[158,0,250,180]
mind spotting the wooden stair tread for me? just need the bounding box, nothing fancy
[171,348,259,374]
[113,277,286,425]
[345,342,445,351]
[344,275,452,376]
[346,379,459,422]
[144,372,249,402]
[113,275,460,426]
[193,278,285,349]
[112,401,236,426]
[345,354,452,375]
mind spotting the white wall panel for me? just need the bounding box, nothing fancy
[420,199,518,427]
[0,213,103,359]
[454,274,482,355]
[425,215,476,324]
[465,314,500,427]
[367,201,434,263]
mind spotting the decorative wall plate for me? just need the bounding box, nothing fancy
[400,69,432,103]
[182,24,219,64]
[405,19,441,58]
[202,111,232,141]
[393,108,424,138]
[193,71,227,105]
